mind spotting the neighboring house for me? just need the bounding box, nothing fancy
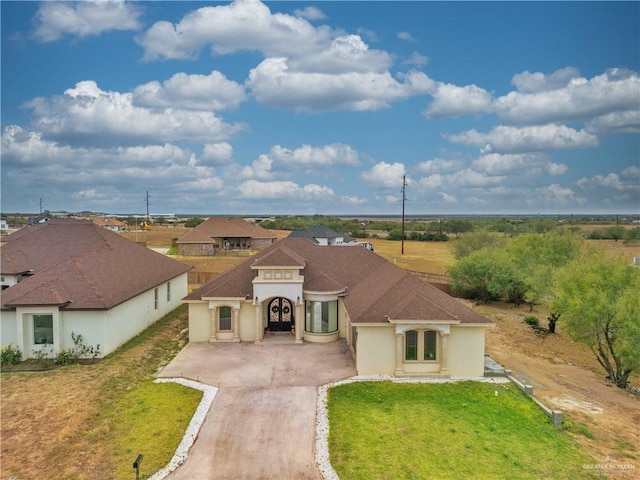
[176,217,277,256]
[0,219,192,359]
[288,226,355,246]
[93,217,128,232]
[184,237,493,377]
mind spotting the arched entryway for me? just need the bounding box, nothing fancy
[267,297,294,332]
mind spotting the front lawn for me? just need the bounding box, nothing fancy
[328,381,603,480]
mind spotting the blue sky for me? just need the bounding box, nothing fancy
[1,0,639,216]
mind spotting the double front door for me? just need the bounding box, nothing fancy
[267,297,294,332]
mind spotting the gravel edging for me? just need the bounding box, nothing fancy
[148,378,218,480]
[315,375,511,480]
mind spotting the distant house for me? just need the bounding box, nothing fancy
[288,226,355,246]
[0,219,192,359]
[93,217,127,232]
[176,217,277,256]
[185,237,493,377]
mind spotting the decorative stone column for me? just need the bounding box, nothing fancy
[295,302,303,344]
[209,306,217,342]
[395,331,404,376]
[254,302,262,344]
[232,307,240,342]
[440,332,449,375]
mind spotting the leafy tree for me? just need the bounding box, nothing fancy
[448,249,522,303]
[507,231,583,312]
[552,249,640,389]
[184,217,205,228]
[446,219,473,238]
[451,231,507,259]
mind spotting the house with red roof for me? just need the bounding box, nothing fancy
[184,237,493,377]
[1,219,192,359]
[176,217,277,255]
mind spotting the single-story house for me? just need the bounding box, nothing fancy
[176,217,277,256]
[0,219,192,359]
[184,237,493,377]
[288,226,356,246]
[93,216,128,232]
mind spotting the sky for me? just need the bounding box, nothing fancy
[1,0,639,216]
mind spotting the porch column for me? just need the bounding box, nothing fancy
[295,302,303,344]
[254,303,262,344]
[395,332,404,376]
[232,307,240,343]
[209,306,217,342]
[440,332,449,375]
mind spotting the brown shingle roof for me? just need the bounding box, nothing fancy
[1,219,192,310]
[176,217,276,244]
[185,237,491,325]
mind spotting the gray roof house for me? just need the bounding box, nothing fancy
[184,237,493,377]
[1,219,192,359]
[287,226,356,245]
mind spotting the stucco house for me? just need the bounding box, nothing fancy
[93,216,128,232]
[176,217,277,256]
[0,219,192,359]
[288,226,355,246]
[185,237,493,377]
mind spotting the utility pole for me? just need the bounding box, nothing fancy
[39,197,43,216]
[401,175,407,255]
[145,191,151,224]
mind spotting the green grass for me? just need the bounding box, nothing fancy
[112,382,202,479]
[328,381,604,480]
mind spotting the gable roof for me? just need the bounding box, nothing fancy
[185,237,491,325]
[1,219,192,310]
[176,217,276,244]
[288,226,356,243]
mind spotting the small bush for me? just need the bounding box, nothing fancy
[523,316,539,327]
[1,344,22,366]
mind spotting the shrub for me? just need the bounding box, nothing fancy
[523,316,539,327]
[1,344,22,366]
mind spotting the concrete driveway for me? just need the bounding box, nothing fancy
[158,338,356,480]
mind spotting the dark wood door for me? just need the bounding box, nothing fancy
[267,298,293,332]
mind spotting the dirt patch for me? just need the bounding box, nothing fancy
[477,302,640,478]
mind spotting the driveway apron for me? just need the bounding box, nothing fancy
[159,339,356,480]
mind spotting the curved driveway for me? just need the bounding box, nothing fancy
[158,339,356,480]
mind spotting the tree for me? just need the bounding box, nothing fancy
[451,231,507,259]
[507,231,583,312]
[446,219,473,238]
[552,249,640,389]
[448,249,522,303]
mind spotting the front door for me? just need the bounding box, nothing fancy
[267,297,294,332]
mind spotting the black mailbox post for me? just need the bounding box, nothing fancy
[133,454,144,480]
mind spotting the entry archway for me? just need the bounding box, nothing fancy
[267,297,294,332]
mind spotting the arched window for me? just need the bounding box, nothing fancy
[305,300,338,333]
[219,306,232,331]
[404,329,438,362]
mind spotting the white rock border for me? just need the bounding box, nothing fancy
[315,375,511,480]
[148,378,218,480]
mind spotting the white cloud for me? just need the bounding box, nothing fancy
[402,52,429,67]
[237,180,334,200]
[446,124,599,153]
[360,162,406,188]
[137,0,332,61]
[247,58,427,112]
[341,195,368,205]
[622,165,640,179]
[202,143,233,165]
[493,68,640,125]
[33,0,142,42]
[397,31,416,42]
[472,152,567,176]
[585,110,640,135]
[511,67,581,93]
[270,143,360,168]
[240,155,275,180]
[132,71,247,111]
[417,158,463,174]
[439,192,458,203]
[24,81,245,148]
[293,6,326,21]
[424,83,492,118]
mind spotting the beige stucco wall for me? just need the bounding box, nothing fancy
[188,302,212,342]
[355,325,397,375]
[447,326,486,377]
